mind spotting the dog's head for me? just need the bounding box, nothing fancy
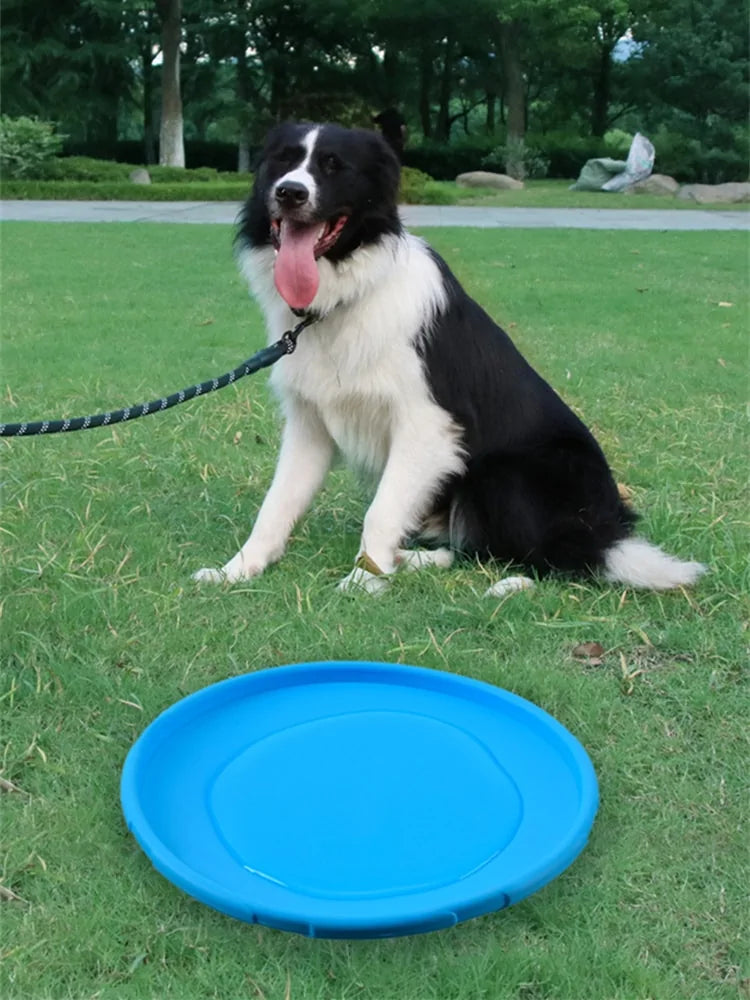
[242,122,402,311]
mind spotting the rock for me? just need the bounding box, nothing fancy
[456,171,524,191]
[129,168,151,185]
[676,181,750,204]
[629,173,679,195]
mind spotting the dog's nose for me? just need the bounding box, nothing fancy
[275,180,309,206]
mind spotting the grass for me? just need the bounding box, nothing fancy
[426,178,750,211]
[1,222,748,1000]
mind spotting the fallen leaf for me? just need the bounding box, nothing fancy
[0,885,25,903]
[617,482,633,503]
[572,641,606,665]
[0,776,27,796]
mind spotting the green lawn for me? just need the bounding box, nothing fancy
[433,178,750,211]
[1,223,748,1000]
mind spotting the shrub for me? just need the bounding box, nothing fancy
[42,156,250,186]
[0,180,250,201]
[650,126,749,183]
[403,137,500,180]
[398,166,435,202]
[149,165,220,183]
[45,156,134,182]
[62,139,242,172]
[603,129,634,156]
[0,116,64,179]
[480,140,550,180]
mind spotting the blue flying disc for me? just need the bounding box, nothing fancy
[121,662,598,938]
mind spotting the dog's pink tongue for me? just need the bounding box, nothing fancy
[274,220,320,310]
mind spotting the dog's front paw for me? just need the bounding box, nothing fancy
[193,552,267,585]
[192,566,228,585]
[337,566,391,597]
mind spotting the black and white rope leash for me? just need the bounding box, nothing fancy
[0,314,316,438]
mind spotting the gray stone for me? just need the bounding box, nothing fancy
[456,171,524,191]
[129,168,151,185]
[629,173,679,196]
[677,181,750,204]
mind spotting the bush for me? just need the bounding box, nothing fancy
[650,126,749,183]
[0,116,64,179]
[0,180,250,201]
[62,139,243,172]
[398,166,434,202]
[480,140,550,180]
[149,165,221,183]
[42,156,250,186]
[529,132,621,179]
[45,156,134,182]
[403,137,500,180]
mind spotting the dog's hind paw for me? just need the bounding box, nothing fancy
[396,547,455,572]
[484,575,535,599]
[338,566,391,597]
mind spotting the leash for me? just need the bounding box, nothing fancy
[0,314,316,438]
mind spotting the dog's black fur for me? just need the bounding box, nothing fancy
[417,252,637,576]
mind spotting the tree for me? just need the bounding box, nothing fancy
[156,0,184,166]
[0,0,136,148]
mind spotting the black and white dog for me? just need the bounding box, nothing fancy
[195,122,704,596]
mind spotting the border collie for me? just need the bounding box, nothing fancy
[195,122,705,596]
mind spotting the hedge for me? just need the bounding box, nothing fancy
[0,180,251,201]
[1,165,456,204]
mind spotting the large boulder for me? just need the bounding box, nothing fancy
[677,182,750,204]
[456,171,524,191]
[629,173,679,196]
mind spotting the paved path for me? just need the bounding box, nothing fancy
[1,199,748,230]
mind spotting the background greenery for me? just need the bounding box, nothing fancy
[1,0,747,181]
[1,221,748,999]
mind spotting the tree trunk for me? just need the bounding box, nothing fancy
[499,21,525,144]
[157,0,184,167]
[236,2,250,173]
[383,45,399,107]
[142,46,156,165]
[435,35,454,141]
[418,43,433,138]
[590,43,612,137]
[485,89,496,134]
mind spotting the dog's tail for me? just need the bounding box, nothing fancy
[603,537,706,590]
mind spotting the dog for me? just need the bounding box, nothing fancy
[194,122,705,596]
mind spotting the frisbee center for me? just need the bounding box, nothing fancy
[209,710,522,898]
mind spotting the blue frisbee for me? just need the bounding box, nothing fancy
[121,661,598,938]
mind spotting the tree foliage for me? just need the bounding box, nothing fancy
[0,0,746,177]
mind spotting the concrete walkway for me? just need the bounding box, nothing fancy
[1,199,748,230]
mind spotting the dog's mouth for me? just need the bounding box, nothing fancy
[270,215,349,311]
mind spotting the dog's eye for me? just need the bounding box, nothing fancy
[321,154,342,175]
[277,145,301,166]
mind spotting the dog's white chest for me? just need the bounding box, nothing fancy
[273,329,412,474]
[242,234,451,476]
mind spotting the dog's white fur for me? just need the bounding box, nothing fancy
[194,233,465,587]
[602,537,705,591]
[275,128,320,210]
